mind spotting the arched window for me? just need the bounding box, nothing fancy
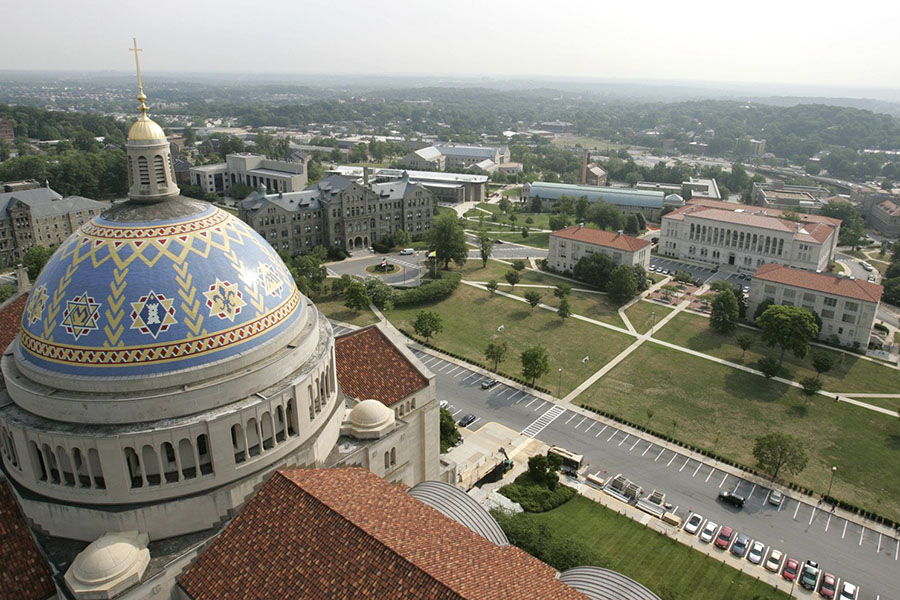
[179,439,196,479]
[30,441,47,481]
[231,424,246,464]
[384,451,390,470]
[154,155,166,186]
[196,434,212,475]
[142,445,161,486]
[88,448,104,489]
[124,447,142,488]
[275,406,286,443]
[390,447,397,466]
[246,418,261,457]
[308,385,315,420]
[161,442,178,483]
[261,413,274,450]
[138,156,150,185]
[286,399,297,436]
[314,378,321,413]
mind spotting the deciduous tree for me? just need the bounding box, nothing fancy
[756,305,819,366]
[413,310,443,342]
[607,264,638,305]
[343,281,371,312]
[709,288,739,334]
[425,212,468,269]
[524,290,542,311]
[485,340,508,371]
[520,345,550,386]
[753,432,808,480]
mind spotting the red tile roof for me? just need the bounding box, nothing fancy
[752,263,883,303]
[551,225,651,252]
[0,293,27,353]
[665,202,838,244]
[334,325,429,407]
[179,468,587,600]
[878,199,900,217]
[0,480,56,600]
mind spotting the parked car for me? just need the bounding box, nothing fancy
[718,490,746,508]
[730,533,749,557]
[683,513,703,535]
[782,558,800,582]
[439,400,448,409]
[819,573,837,599]
[768,490,784,506]
[741,286,750,294]
[699,521,718,543]
[867,275,876,282]
[480,378,498,390]
[399,248,414,255]
[747,540,766,564]
[860,261,873,271]
[648,265,657,272]
[765,549,784,572]
[800,560,821,590]
[458,414,476,427]
[838,582,858,600]
[714,526,734,550]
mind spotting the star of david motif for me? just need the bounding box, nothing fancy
[60,291,102,341]
[130,290,177,339]
[257,262,284,298]
[203,279,246,322]
[27,284,48,326]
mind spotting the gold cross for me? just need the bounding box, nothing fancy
[129,38,148,113]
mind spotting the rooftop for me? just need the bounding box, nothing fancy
[752,263,883,303]
[552,225,651,253]
[0,480,56,600]
[527,182,664,209]
[329,165,488,184]
[334,325,429,407]
[878,199,900,216]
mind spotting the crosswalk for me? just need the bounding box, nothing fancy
[520,405,566,438]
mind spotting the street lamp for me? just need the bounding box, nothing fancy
[650,311,657,333]
[557,368,563,398]
[827,466,837,498]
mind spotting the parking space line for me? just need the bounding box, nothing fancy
[705,468,714,482]
[565,414,576,425]
[461,373,477,383]
[629,438,639,451]
[895,538,899,561]
[451,409,462,417]
[641,444,651,456]
[437,362,452,372]
[655,448,665,462]
[533,402,545,412]
[496,388,512,399]
[825,514,832,532]
[859,528,865,546]
[596,425,608,438]
[777,497,784,511]
[808,507,816,526]
[793,502,801,521]
[453,369,466,378]
[618,434,629,447]
[666,454,676,467]
[747,484,756,500]
[469,417,480,427]
[422,356,439,366]
[445,366,460,375]
[692,463,702,477]
[575,417,587,429]
[584,420,594,433]
[509,391,523,402]
[607,430,617,442]
[719,474,728,488]
[515,394,526,404]
[679,457,690,472]
[842,521,848,539]
[877,533,883,553]
[524,398,536,408]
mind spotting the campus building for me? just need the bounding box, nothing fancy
[189,152,308,196]
[549,224,651,273]
[328,164,488,204]
[526,181,682,222]
[750,181,830,212]
[398,143,511,173]
[748,263,883,348]
[659,199,841,274]
[637,178,721,201]
[867,199,900,238]
[239,171,433,253]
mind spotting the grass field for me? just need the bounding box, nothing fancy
[870,259,890,275]
[625,300,673,333]
[524,495,788,600]
[456,260,578,288]
[578,343,900,521]
[312,294,379,328]
[832,261,846,274]
[385,284,632,395]
[493,232,550,248]
[653,312,900,394]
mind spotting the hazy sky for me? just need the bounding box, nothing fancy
[2,0,898,88]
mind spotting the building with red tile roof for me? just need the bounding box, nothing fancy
[0,480,56,600]
[749,263,883,348]
[549,224,651,273]
[178,468,591,600]
[869,199,900,237]
[660,200,840,274]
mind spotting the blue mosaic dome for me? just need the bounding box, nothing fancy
[18,203,303,378]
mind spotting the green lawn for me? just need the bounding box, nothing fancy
[504,287,625,329]
[436,206,458,218]
[832,262,846,274]
[493,232,550,248]
[524,495,788,600]
[503,187,524,197]
[312,294,379,328]
[843,249,867,259]
[456,259,578,288]
[385,284,632,395]
[578,343,900,521]
[870,259,890,275]
[653,312,900,394]
[625,301,673,333]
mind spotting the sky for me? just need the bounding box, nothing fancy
[2,0,898,89]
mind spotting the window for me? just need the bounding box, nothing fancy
[823,297,837,308]
[844,301,859,312]
[821,309,834,319]
[842,313,855,323]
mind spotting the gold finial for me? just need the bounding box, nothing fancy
[129,38,148,116]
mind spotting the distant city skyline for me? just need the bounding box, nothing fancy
[2,0,898,90]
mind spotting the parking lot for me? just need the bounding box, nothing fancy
[649,256,748,290]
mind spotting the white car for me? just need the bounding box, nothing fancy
[399,248,414,255]
[764,548,783,572]
[683,513,703,535]
[747,540,766,564]
[439,400,448,409]
[699,521,718,543]
[839,582,858,600]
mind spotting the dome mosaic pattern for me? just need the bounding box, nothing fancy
[19,204,303,377]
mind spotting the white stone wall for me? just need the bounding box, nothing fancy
[548,235,648,273]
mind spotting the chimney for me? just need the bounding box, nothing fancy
[15,263,30,293]
[363,166,370,188]
[617,230,623,237]
[581,150,588,185]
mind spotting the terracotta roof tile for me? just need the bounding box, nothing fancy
[551,225,651,252]
[665,202,839,244]
[334,326,429,407]
[179,468,587,600]
[878,200,900,216]
[0,293,27,353]
[0,480,56,600]
[753,263,883,303]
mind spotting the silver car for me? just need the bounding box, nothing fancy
[683,513,703,535]
[747,540,766,564]
[699,520,718,543]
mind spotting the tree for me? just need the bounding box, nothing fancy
[557,296,571,320]
[486,279,499,295]
[521,226,529,238]
[811,352,836,380]
[624,213,639,235]
[393,229,411,248]
[758,356,780,379]
[530,196,542,213]
[821,200,866,248]
[0,284,16,303]
[756,305,820,366]
[413,310,443,342]
[498,196,511,213]
[736,334,755,359]
[425,212,468,269]
[575,197,589,220]
[476,224,494,268]
[504,270,520,290]
[343,281,371,312]
[439,408,461,452]
[660,284,678,302]
[632,265,649,292]
[753,432,808,480]
[524,290,542,311]
[548,214,568,231]
[526,453,562,490]
[709,288,739,334]
[573,253,615,289]
[182,125,196,146]
[512,259,526,271]
[753,298,775,321]
[22,245,53,281]
[553,283,571,299]
[485,340,508,371]
[607,264,638,305]
[586,200,623,231]
[520,345,550,386]
[800,376,822,398]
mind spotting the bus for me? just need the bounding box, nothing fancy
[547,446,584,476]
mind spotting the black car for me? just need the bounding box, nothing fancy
[480,378,498,390]
[458,414,476,427]
[718,490,746,508]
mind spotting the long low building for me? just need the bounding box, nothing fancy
[328,165,487,204]
[525,182,681,222]
[549,224,651,273]
[749,263,883,348]
[190,152,308,196]
[659,199,841,274]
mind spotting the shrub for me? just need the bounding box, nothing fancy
[392,272,461,307]
[758,356,780,378]
[498,472,576,512]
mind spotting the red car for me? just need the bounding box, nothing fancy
[819,573,837,599]
[714,526,734,550]
[782,558,800,582]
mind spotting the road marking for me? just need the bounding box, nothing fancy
[515,394,526,404]
[520,405,566,438]
[719,474,728,488]
[895,538,899,561]
[859,528,865,546]
[585,421,595,433]
[672,505,679,515]
[524,398,536,408]
[451,409,462,417]
[618,434,629,447]
[842,521,848,539]
[453,369,466,378]
[705,468,714,482]
[607,430,617,442]
[679,457,690,472]
[461,373,477,383]
[877,533,883,553]
[509,391,523,402]
[533,402,544,412]
[825,514,832,532]
[497,388,512,399]
[641,444,651,457]
[629,438,639,451]
[438,363,453,372]
[469,417,480,426]
[747,484,756,500]
[596,425,608,438]
[793,502,801,520]
[655,448,665,462]
[422,356,439,366]
[565,414,576,425]
[808,507,816,526]
[778,497,784,512]
[446,366,460,375]
[666,454,676,467]
[692,463,702,477]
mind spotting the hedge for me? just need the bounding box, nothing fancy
[392,271,461,306]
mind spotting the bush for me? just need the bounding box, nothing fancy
[758,356,780,378]
[498,473,576,512]
[392,271,461,307]
[326,246,348,261]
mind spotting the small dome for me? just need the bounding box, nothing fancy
[128,115,166,141]
[66,531,150,599]
[351,399,393,428]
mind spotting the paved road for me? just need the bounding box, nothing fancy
[465,234,548,260]
[395,344,898,600]
[649,256,749,290]
[327,251,424,286]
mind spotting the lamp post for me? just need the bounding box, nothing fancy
[827,466,837,498]
[557,368,563,398]
[650,311,657,333]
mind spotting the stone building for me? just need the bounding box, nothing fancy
[239,171,433,253]
[398,143,511,172]
[548,224,651,273]
[867,199,900,238]
[329,164,487,204]
[189,152,308,196]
